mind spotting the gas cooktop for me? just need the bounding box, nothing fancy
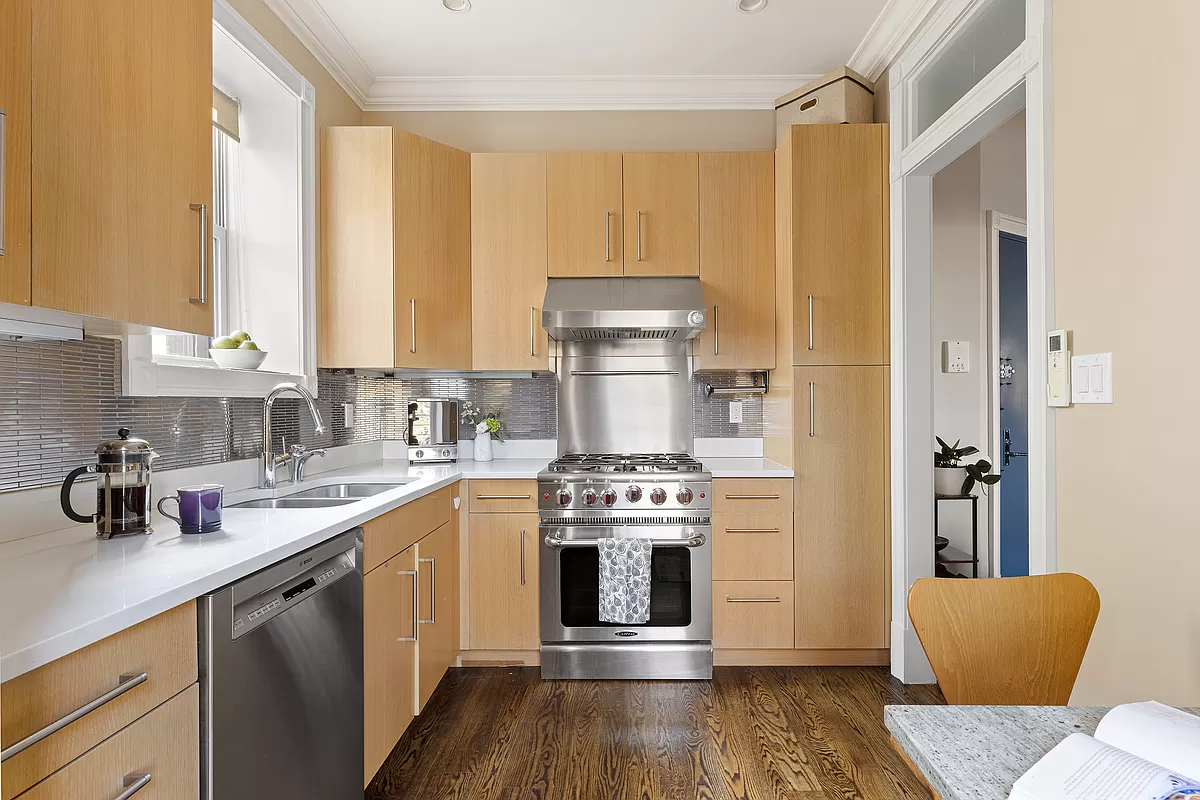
[544,453,706,475]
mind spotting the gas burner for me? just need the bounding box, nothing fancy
[546,453,705,475]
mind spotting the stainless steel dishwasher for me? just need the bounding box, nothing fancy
[199,529,363,800]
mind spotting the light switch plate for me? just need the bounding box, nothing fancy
[728,401,743,424]
[942,341,970,373]
[1071,353,1113,404]
[343,402,356,428]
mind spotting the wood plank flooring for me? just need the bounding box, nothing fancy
[367,666,944,800]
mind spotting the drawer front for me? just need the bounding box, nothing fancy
[15,685,199,800]
[712,513,794,581]
[364,484,454,573]
[713,478,793,514]
[713,581,795,649]
[1,603,198,800]
[468,480,537,514]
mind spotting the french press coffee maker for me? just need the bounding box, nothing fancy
[60,428,159,539]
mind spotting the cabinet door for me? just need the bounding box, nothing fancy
[546,152,622,277]
[0,0,31,305]
[471,153,547,370]
[417,520,459,711]
[364,547,417,786]
[793,366,887,649]
[394,131,471,369]
[695,152,774,369]
[31,0,212,335]
[467,513,539,650]
[622,153,699,276]
[790,125,887,366]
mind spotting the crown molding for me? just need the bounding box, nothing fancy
[848,0,943,81]
[260,0,372,107]
[362,74,818,112]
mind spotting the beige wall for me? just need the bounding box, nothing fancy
[361,109,775,153]
[1054,0,1200,704]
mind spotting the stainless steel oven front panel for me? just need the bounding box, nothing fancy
[539,523,712,644]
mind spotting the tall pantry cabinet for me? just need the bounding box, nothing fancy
[768,124,891,653]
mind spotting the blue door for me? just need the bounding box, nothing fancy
[998,232,1029,576]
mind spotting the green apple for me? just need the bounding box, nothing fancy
[212,336,237,350]
[230,330,251,345]
[238,340,260,351]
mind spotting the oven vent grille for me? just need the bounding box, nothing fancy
[552,515,710,526]
[569,328,676,341]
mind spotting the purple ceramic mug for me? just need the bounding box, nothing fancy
[157,484,223,534]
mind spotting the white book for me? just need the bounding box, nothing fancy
[1009,702,1200,800]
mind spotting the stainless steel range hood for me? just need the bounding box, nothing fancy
[541,277,707,341]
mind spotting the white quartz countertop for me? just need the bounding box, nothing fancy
[0,453,789,681]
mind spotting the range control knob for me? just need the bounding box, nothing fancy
[625,485,643,503]
[600,489,618,507]
[556,488,572,506]
[677,487,694,505]
[650,488,667,506]
[582,489,598,506]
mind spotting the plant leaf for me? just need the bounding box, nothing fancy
[975,459,993,473]
[959,446,979,458]
[936,436,950,451]
[960,475,976,495]
[981,474,1002,485]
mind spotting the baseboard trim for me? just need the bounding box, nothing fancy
[715,648,890,667]
[458,650,540,667]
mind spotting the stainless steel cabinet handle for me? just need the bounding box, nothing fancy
[604,211,611,262]
[529,306,536,356]
[636,211,643,261]
[476,494,531,500]
[726,597,782,603]
[713,305,719,355]
[0,110,7,257]
[809,381,816,437]
[520,530,526,586]
[188,203,208,305]
[724,494,780,500]
[410,299,417,354]
[0,672,148,762]
[725,528,781,534]
[418,557,435,624]
[115,773,152,800]
[807,295,814,351]
[397,568,418,641]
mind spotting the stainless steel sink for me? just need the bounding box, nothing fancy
[287,483,407,499]
[229,497,362,510]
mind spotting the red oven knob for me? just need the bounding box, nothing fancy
[582,489,598,506]
[556,488,572,506]
[600,489,618,506]
[625,486,642,503]
[677,487,694,505]
[650,488,667,505]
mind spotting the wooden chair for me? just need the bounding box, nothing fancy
[907,573,1100,705]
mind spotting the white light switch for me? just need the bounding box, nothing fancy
[1071,353,1113,404]
[343,402,356,428]
[942,341,970,373]
[728,401,743,424]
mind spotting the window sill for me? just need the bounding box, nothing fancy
[123,348,316,399]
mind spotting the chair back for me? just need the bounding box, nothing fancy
[907,573,1100,705]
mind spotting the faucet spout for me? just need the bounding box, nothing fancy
[261,382,325,489]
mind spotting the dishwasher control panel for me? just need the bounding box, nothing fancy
[232,549,355,638]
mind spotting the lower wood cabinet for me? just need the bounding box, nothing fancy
[363,545,417,786]
[713,581,795,649]
[712,512,794,581]
[417,521,459,712]
[14,685,199,800]
[467,512,540,651]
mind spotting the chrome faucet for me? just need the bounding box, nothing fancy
[262,382,326,489]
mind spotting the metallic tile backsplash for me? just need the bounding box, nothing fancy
[0,337,761,492]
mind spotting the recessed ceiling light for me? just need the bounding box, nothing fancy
[442,0,471,11]
[737,0,767,12]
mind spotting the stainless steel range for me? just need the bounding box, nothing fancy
[538,277,714,680]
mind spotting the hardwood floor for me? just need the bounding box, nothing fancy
[367,666,944,800]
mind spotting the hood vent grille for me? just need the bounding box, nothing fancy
[571,328,676,341]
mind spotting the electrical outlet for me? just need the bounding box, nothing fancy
[942,341,970,373]
[729,401,743,424]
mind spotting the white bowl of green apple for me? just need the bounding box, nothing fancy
[210,331,268,370]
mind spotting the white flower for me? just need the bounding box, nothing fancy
[475,421,489,435]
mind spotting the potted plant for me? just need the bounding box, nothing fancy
[462,401,504,462]
[934,437,1002,496]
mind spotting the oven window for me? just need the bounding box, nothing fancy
[559,546,692,627]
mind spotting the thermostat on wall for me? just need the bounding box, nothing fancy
[941,341,970,373]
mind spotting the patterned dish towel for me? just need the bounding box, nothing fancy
[598,537,653,624]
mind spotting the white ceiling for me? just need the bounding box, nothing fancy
[263,0,935,110]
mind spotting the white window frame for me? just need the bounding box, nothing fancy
[888,0,1054,683]
[123,0,317,398]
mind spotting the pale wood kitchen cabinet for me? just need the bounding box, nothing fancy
[417,520,459,712]
[471,153,548,370]
[695,152,775,369]
[622,152,699,276]
[322,127,471,370]
[364,545,417,786]
[30,0,213,335]
[546,152,623,277]
[467,512,540,651]
[0,0,31,306]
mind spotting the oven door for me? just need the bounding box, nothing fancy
[539,523,712,644]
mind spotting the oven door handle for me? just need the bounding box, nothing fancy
[544,534,706,549]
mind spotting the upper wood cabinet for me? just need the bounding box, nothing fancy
[782,124,888,366]
[695,152,775,369]
[471,153,548,370]
[30,0,212,336]
[546,152,623,277]
[0,0,31,306]
[322,127,472,370]
[622,152,699,276]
